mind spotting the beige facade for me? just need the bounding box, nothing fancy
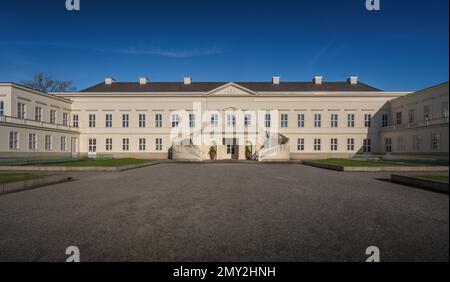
[0,79,448,161]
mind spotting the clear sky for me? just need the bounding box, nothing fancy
[0,0,448,91]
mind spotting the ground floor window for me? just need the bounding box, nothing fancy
[297,138,304,151]
[45,135,52,151]
[330,138,338,151]
[122,138,129,151]
[155,138,162,151]
[314,138,321,151]
[60,136,67,151]
[88,138,96,153]
[139,138,146,151]
[397,136,405,151]
[385,138,392,153]
[431,133,440,151]
[29,133,37,150]
[9,132,19,149]
[347,138,354,151]
[413,135,421,151]
[363,138,371,153]
[105,138,112,151]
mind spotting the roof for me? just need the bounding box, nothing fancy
[80,81,382,93]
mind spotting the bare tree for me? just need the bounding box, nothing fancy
[21,72,76,92]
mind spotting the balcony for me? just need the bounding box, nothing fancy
[0,115,79,132]
[382,116,449,131]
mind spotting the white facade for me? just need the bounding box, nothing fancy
[0,79,448,160]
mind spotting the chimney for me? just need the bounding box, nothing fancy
[348,76,358,84]
[272,76,280,85]
[139,77,149,85]
[105,77,116,85]
[313,76,323,85]
[183,76,192,85]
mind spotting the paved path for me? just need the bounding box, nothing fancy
[0,163,448,261]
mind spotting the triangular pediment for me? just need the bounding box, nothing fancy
[205,83,257,96]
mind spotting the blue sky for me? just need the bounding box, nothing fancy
[0,0,448,91]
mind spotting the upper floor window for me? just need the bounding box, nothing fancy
[105,114,112,128]
[17,103,26,119]
[264,113,271,128]
[0,101,4,116]
[297,114,305,128]
[171,114,179,128]
[347,114,355,128]
[88,114,96,128]
[189,113,195,128]
[72,114,79,128]
[227,114,236,127]
[34,106,42,122]
[50,109,57,124]
[280,114,288,128]
[364,114,371,128]
[330,114,338,128]
[63,113,68,126]
[423,105,432,121]
[408,109,416,124]
[442,101,449,121]
[211,114,218,127]
[314,114,321,128]
[382,114,388,127]
[155,113,162,128]
[139,114,146,127]
[396,112,402,125]
[122,114,129,128]
[244,114,252,127]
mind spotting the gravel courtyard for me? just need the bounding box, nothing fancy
[0,163,448,262]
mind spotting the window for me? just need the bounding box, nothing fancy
[412,135,422,151]
[244,114,252,127]
[442,101,449,122]
[73,114,79,127]
[63,112,68,126]
[385,138,392,153]
[0,101,4,116]
[423,105,432,121]
[122,114,129,128]
[227,114,236,127]
[50,109,57,124]
[314,114,321,127]
[264,113,271,128]
[363,139,371,153]
[364,114,371,128]
[155,113,162,128]
[139,138,146,151]
[347,138,354,151]
[60,136,67,151]
[17,103,26,119]
[281,114,288,128]
[122,138,129,151]
[89,114,96,128]
[396,112,402,125]
[330,114,338,128]
[105,138,112,151]
[397,136,405,151]
[171,114,179,128]
[35,106,42,122]
[105,114,112,128]
[347,114,355,127]
[330,138,338,151]
[155,138,162,151]
[297,114,305,128]
[139,114,146,127]
[45,135,52,150]
[9,132,19,149]
[29,133,37,150]
[189,113,195,128]
[431,133,440,151]
[408,109,416,124]
[297,138,304,151]
[88,138,96,153]
[382,114,388,127]
[211,114,218,127]
[314,138,321,151]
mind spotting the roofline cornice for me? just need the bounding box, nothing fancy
[0,82,73,104]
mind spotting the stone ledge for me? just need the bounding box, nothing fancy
[1,174,73,195]
[301,160,449,172]
[391,174,449,194]
[0,161,160,172]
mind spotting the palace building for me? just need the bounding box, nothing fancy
[0,77,448,161]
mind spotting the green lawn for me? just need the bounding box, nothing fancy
[315,158,397,167]
[417,175,449,183]
[315,158,449,167]
[57,158,148,167]
[0,173,46,184]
